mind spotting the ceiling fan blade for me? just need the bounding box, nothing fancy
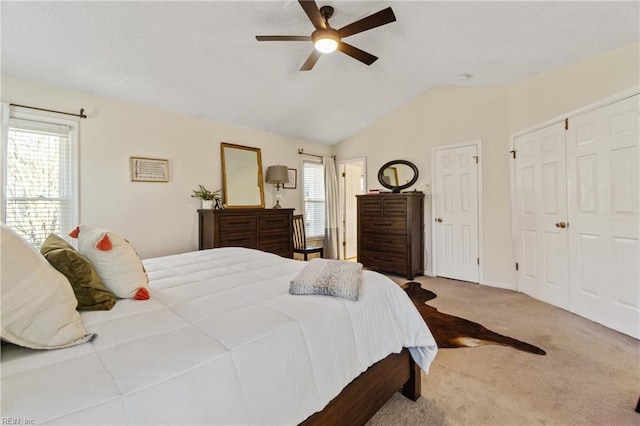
[337,42,378,66]
[298,0,326,30]
[337,7,396,38]
[300,49,321,71]
[256,35,311,42]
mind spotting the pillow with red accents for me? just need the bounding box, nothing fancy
[70,225,149,300]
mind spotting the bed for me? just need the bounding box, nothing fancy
[1,246,438,425]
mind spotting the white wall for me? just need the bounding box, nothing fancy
[508,42,640,134]
[3,41,637,272]
[1,76,331,258]
[334,85,510,284]
[334,41,639,288]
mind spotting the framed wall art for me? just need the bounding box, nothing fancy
[130,157,169,182]
[283,168,297,189]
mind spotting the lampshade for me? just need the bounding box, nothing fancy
[266,165,289,184]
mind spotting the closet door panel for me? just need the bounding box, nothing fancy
[567,95,639,338]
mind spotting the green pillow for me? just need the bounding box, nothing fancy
[41,234,117,311]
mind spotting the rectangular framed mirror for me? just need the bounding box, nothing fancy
[221,142,265,208]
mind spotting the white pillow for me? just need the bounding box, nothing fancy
[0,223,94,349]
[74,225,149,299]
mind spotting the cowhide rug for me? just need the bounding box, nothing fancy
[403,282,546,355]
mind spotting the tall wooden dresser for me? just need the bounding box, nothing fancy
[198,208,294,258]
[356,192,424,279]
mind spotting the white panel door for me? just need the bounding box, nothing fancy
[344,163,362,259]
[434,144,479,282]
[566,95,639,338]
[514,123,570,309]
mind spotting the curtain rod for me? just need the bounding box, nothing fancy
[10,103,87,119]
[297,148,335,160]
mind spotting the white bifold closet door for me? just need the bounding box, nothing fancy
[514,95,639,338]
[566,96,639,338]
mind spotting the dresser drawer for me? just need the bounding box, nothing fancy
[259,214,290,230]
[259,227,290,258]
[260,228,290,245]
[219,215,257,232]
[360,234,407,254]
[359,198,383,216]
[383,198,407,216]
[219,232,258,248]
[361,217,406,234]
[360,249,407,272]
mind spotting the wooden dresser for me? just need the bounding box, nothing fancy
[198,208,294,258]
[356,192,424,279]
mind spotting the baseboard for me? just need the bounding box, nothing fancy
[480,279,514,290]
[421,272,512,290]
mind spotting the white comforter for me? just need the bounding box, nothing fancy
[1,248,437,425]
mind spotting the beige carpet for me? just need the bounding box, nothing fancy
[368,276,640,426]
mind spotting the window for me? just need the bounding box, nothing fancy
[2,107,78,248]
[302,159,325,238]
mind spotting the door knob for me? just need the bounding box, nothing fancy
[435,217,443,223]
[555,222,567,229]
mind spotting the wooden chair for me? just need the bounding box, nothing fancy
[292,214,323,260]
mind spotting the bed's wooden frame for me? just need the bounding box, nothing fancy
[301,348,421,426]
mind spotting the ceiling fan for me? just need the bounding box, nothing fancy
[255,0,396,71]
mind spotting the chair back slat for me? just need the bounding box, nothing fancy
[292,215,306,250]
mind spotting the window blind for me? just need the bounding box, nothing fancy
[303,160,325,238]
[5,117,74,247]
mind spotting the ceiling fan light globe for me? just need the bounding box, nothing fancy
[314,38,338,53]
[312,29,340,54]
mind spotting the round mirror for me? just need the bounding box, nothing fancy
[378,160,419,193]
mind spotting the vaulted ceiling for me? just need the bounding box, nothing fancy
[2,1,638,145]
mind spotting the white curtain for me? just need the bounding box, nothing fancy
[323,156,340,259]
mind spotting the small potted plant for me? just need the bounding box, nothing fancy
[191,184,221,209]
